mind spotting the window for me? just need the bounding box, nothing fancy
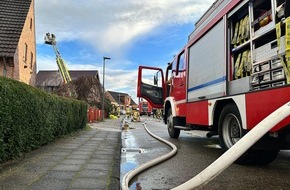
[30,18,33,30]
[178,52,185,72]
[23,43,28,62]
[172,57,177,76]
[30,52,33,68]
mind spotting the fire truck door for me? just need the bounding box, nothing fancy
[171,51,186,102]
[137,66,165,108]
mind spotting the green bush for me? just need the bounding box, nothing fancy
[0,77,87,162]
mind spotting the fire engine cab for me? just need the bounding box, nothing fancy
[137,0,290,165]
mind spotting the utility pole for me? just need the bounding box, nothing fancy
[102,56,111,121]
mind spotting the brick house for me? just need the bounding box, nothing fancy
[0,0,36,86]
[36,70,101,92]
[36,70,103,105]
[106,91,137,112]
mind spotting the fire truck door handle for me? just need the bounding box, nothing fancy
[180,83,184,86]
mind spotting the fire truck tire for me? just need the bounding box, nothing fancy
[218,103,243,150]
[218,103,279,165]
[167,108,180,138]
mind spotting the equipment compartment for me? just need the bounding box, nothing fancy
[253,35,285,62]
[251,0,273,37]
[272,81,286,87]
[272,69,285,80]
[271,58,282,69]
[228,0,289,94]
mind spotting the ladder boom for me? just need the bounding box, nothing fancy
[44,33,72,84]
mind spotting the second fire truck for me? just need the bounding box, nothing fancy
[137,0,290,165]
[139,100,153,116]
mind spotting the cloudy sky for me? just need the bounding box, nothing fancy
[35,0,216,103]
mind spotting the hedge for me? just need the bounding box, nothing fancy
[0,77,87,162]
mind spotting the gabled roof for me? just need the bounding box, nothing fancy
[107,91,127,104]
[36,70,99,87]
[0,0,32,57]
[107,90,137,105]
[131,98,137,105]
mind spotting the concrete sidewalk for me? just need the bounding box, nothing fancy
[0,117,123,190]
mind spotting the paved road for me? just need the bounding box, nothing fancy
[121,116,290,190]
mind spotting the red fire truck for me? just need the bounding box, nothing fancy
[137,0,290,165]
[139,100,153,116]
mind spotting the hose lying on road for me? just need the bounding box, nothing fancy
[172,101,290,190]
[121,122,178,190]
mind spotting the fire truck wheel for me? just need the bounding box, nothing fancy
[167,108,180,138]
[218,103,243,150]
[218,103,279,165]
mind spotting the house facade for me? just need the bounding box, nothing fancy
[106,91,137,112]
[0,0,36,86]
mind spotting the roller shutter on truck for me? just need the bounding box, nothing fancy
[187,19,227,102]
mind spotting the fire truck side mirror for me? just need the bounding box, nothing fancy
[167,62,172,70]
[154,75,158,85]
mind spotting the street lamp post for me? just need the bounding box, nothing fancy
[102,56,111,121]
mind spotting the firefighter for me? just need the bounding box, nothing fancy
[156,108,162,120]
[117,106,120,118]
[152,108,157,118]
[126,106,131,119]
[132,107,140,122]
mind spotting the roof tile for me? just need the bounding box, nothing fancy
[0,0,32,57]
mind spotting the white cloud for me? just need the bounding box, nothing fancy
[36,55,59,71]
[35,0,215,56]
[37,53,139,102]
[35,0,216,105]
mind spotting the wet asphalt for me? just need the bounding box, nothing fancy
[0,117,123,190]
[121,117,290,190]
[2,116,289,190]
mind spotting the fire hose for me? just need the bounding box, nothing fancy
[121,122,178,190]
[173,101,290,189]
[122,101,290,189]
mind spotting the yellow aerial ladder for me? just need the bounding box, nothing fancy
[44,33,72,84]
